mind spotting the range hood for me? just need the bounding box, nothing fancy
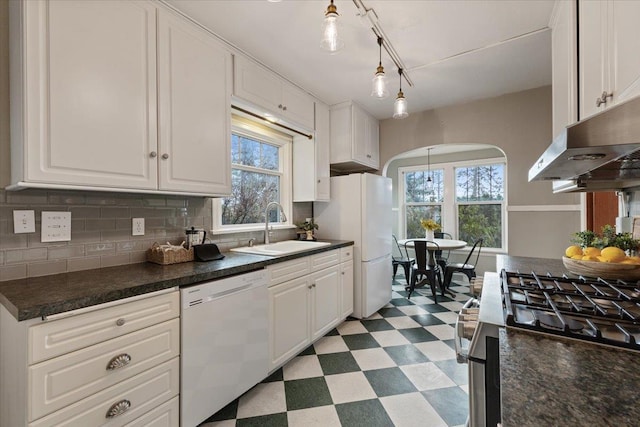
[528,95,640,193]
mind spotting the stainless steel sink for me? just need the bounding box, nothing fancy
[230,240,331,256]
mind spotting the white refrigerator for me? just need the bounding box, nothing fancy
[314,173,392,319]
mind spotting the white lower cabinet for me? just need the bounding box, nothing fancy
[268,247,354,371]
[0,290,180,427]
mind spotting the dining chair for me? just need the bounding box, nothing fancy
[443,237,483,291]
[392,235,415,286]
[404,239,442,302]
[434,232,452,279]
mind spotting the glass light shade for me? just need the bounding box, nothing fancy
[425,175,434,194]
[371,70,389,99]
[393,91,408,119]
[321,12,344,53]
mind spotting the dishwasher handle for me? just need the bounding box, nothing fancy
[181,270,267,310]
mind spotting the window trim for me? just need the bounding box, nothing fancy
[398,156,507,250]
[211,117,293,233]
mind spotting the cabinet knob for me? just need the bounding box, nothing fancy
[312,283,316,287]
[341,272,345,275]
[317,179,321,183]
[149,151,157,158]
[116,318,126,327]
[366,154,372,158]
[278,104,283,109]
[282,105,287,111]
[308,284,313,289]
[161,153,169,160]
[105,399,131,419]
[106,353,132,371]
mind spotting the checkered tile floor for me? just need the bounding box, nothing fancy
[200,275,472,427]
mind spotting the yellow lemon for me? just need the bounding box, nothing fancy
[628,256,640,264]
[571,254,584,260]
[597,256,608,262]
[565,245,583,258]
[582,255,600,262]
[600,247,626,263]
[583,247,601,257]
[620,259,637,265]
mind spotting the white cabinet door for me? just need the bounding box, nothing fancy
[365,113,380,169]
[609,0,640,104]
[269,277,311,370]
[157,9,232,195]
[352,105,369,165]
[579,0,607,119]
[315,101,331,201]
[18,0,158,189]
[340,260,354,319]
[281,84,315,130]
[551,0,578,136]
[329,102,379,171]
[310,266,340,341]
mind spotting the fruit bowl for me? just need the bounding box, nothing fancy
[562,256,640,281]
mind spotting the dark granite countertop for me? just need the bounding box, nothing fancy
[0,240,353,321]
[496,255,640,426]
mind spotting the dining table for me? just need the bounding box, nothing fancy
[397,238,467,296]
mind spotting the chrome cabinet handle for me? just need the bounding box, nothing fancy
[116,318,126,327]
[596,91,613,107]
[149,151,157,158]
[105,399,131,418]
[161,153,169,160]
[106,353,132,371]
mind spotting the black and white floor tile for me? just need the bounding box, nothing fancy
[200,275,473,427]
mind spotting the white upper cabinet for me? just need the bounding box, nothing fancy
[293,101,330,202]
[233,55,315,130]
[550,0,578,137]
[579,0,640,119]
[157,8,232,195]
[330,101,379,171]
[9,0,232,196]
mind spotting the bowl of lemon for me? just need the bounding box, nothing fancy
[563,245,640,280]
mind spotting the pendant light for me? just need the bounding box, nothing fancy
[393,68,408,119]
[371,37,388,99]
[321,0,344,53]
[426,147,434,194]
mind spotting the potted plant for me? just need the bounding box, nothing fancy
[296,219,319,241]
[420,218,440,240]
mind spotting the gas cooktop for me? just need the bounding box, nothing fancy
[501,270,640,351]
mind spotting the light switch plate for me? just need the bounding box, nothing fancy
[41,212,72,242]
[13,210,36,233]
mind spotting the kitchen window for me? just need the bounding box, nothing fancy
[399,158,506,249]
[211,115,292,232]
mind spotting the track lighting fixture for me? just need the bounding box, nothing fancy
[393,68,408,119]
[321,0,344,53]
[371,37,388,99]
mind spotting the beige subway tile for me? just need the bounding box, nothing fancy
[67,257,101,272]
[85,242,115,256]
[100,207,130,218]
[145,218,165,229]
[0,219,8,234]
[0,251,4,265]
[0,234,28,250]
[130,251,147,263]
[143,197,166,207]
[85,218,116,231]
[100,253,131,268]
[6,248,48,264]
[0,190,5,203]
[27,260,67,278]
[0,264,27,281]
[69,230,101,243]
[0,207,13,220]
[116,219,131,230]
[69,207,101,219]
[116,195,144,207]
[48,192,86,205]
[27,236,65,249]
[116,241,137,252]
[71,219,85,231]
[48,245,85,260]
[6,190,48,204]
[101,230,131,242]
[85,194,118,205]
[166,198,188,207]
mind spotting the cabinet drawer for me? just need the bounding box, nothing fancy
[340,246,353,263]
[29,319,179,421]
[29,358,179,427]
[124,396,178,427]
[29,292,179,364]
[268,257,311,286]
[311,250,339,272]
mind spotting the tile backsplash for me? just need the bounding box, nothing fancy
[0,189,309,281]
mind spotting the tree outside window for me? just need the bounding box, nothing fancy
[404,169,443,238]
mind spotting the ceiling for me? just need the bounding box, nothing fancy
[165,0,555,120]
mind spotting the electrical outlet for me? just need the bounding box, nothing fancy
[132,218,145,236]
[13,210,36,234]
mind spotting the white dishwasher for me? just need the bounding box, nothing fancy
[180,269,269,427]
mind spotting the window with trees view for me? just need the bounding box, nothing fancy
[400,158,505,249]
[215,117,291,229]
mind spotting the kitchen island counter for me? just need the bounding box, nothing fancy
[497,255,640,426]
[0,240,353,321]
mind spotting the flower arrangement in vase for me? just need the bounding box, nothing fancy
[296,219,319,241]
[420,218,440,241]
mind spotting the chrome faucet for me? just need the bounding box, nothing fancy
[264,202,287,245]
